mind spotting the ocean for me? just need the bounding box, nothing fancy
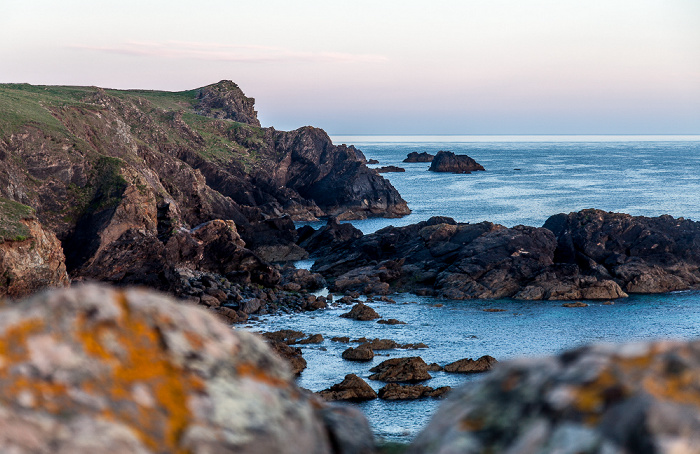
[249,135,700,442]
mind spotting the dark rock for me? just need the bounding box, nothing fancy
[318,374,378,402]
[428,151,485,173]
[409,339,700,454]
[376,166,405,173]
[262,329,306,344]
[377,318,407,325]
[340,302,381,321]
[427,363,443,372]
[342,346,375,362]
[298,334,324,344]
[266,340,307,376]
[298,217,363,256]
[403,152,435,163]
[367,159,379,164]
[195,80,261,126]
[378,383,452,400]
[443,355,497,373]
[369,357,432,383]
[378,383,434,400]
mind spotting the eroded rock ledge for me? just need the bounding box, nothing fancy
[311,209,700,300]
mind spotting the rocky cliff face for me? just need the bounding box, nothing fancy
[0,198,69,297]
[0,284,374,453]
[0,81,408,289]
[311,209,700,300]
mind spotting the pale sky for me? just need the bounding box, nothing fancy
[2,0,699,134]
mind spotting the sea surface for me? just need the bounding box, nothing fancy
[250,135,700,443]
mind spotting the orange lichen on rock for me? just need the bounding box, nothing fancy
[72,291,204,453]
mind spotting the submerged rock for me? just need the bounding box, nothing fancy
[375,166,406,173]
[0,284,371,453]
[428,151,485,173]
[408,339,700,454]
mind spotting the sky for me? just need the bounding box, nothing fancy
[2,0,699,134]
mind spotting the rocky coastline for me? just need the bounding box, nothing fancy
[3,80,700,452]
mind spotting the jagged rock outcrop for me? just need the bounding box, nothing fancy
[403,152,435,163]
[0,198,69,297]
[0,81,408,294]
[340,302,381,321]
[313,210,700,300]
[0,284,374,453]
[408,339,700,454]
[428,150,485,173]
[378,383,451,400]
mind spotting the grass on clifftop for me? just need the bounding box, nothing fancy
[0,197,35,242]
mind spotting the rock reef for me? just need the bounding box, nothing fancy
[312,210,700,300]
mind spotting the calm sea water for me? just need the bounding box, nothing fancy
[256,135,700,442]
[327,135,700,233]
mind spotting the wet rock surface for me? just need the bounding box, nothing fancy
[378,383,451,401]
[340,302,381,321]
[369,357,432,383]
[428,150,485,173]
[313,210,700,300]
[443,355,498,373]
[318,374,378,402]
[408,339,700,454]
[342,346,375,362]
[375,166,405,173]
[0,284,372,454]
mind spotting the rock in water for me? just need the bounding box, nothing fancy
[403,152,435,163]
[408,340,700,454]
[443,355,497,373]
[369,357,432,383]
[0,197,69,297]
[318,374,378,402]
[340,302,381,321]
[428,151,485,173]
[0,284,372,453]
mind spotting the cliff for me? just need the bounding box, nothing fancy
[0,81,408,286]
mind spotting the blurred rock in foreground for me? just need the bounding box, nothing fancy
[408,339,700,454]
[0,284,373,454]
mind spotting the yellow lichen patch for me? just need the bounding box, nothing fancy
[0,319,74,413]
[0,319,45,366]
[571,368,624,424]
[641,370,700,408]
[236,363,289,388]
[72,291,205,453]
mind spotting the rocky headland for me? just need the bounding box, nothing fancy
[0,81,408,301]
[311,209,700,300]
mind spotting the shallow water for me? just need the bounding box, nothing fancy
[269,135,700,442]
[246,290,700,441]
